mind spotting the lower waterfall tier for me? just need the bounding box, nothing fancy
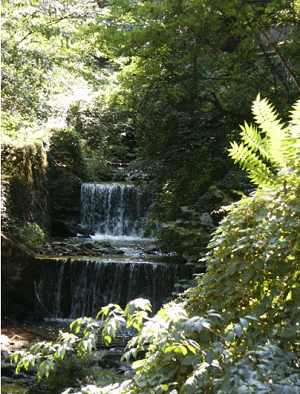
[35,258,193,318]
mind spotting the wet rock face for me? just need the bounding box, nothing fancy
[34,239,125,257]
[1,235,38,320]
[48,169,81,236]
[1,144,50,233]
[51,220,78,238]
[47,130,85,236]
[76,224,95,237]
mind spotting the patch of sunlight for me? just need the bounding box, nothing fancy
[46,69,98,130]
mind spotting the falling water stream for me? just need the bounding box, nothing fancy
[80,183,149,237]
[35,183,193,318]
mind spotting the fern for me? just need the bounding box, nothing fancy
[240,122,269,160]
[252,94,287,167]
[229,96,300,187]
[283,99,300,167]
[229,141,276,187]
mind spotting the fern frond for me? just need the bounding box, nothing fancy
[290,99,300,126]
[229,141,276,187]
[228,142,249,167]
[229,96,300,188]
[240,122,269,160]
[283,99,300,166]
[252,94,287,167]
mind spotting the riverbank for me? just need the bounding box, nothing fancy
[1,320,59,394]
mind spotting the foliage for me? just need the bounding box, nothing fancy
[1,0,101,141]
[3,0,300,254]
[11,300,151,392]
[85,0,300,251]
[48,128,85,177]
[17,222,46,249]
[155,180,246,259]
[158,207,213,260]
[66,95,134,181]
[6,0,300,390]
[229,94,298,187]
[13,97,300,393]
[11,317,100,381]
[188,98,300,333]
[13,301,300,393]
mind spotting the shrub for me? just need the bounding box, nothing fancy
[18,222,46,249]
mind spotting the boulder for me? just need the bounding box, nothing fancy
[76,224,95,237]
[199,212,214,228]
[144,246,160,255]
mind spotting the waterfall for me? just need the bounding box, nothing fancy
[81,183,149,237]
[33,182,194,319]
[35,258,193,318]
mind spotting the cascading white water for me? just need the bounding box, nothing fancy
[80,183,149,238]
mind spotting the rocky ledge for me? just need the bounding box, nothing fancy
[34,239,125,257]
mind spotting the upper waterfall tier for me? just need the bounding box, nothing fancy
[81,183,149,237]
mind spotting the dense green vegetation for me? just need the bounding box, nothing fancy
[12,97,300,393]
[86,0,300,254]
[3,1,300,248]
[2,0,300,393]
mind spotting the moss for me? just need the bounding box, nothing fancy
[1,382,29,394]
[17,223,46,249]
[1,142,50,233]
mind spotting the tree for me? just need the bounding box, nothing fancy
[88,0,300,251]
[1,0,100,142]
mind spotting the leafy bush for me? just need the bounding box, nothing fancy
[228,94,299,187]
[158,206,213,260]
[48,128,84,177]
[13,299,300,393]
[18,222,46,249]
[67,97,134,181]
[188,97,300,333]
[153,178,244,259]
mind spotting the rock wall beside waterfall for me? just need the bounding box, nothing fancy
[1,143,50,232]
[1,144,50,319]
[1,234,39,319]
[47,130,84,237]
